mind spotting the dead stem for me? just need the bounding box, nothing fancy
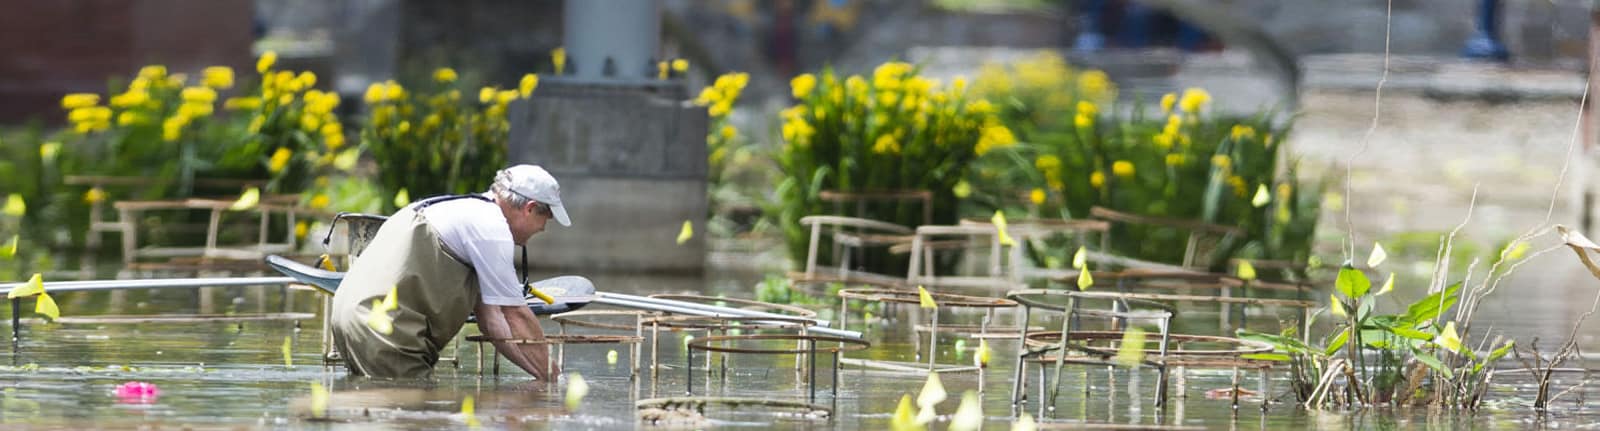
[1305,358,1347,408]
[1515,228,1600,410]
[1342,0,1393,260]
[1431,184,1479,295]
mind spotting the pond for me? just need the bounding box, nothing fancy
[0,256,1597,430]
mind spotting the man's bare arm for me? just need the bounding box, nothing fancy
[500,304,559,378]
[474,303,552,379]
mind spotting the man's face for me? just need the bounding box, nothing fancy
[509,201,552,244]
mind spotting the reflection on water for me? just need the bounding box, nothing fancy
[0,257,1598,429]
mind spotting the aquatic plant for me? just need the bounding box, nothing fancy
[360,67,524,211]
[770,61,1015,269]
[234,53,353,194]
[59,65,230,197]
[1239,238,1520,408]
[700,72,752,197]
[701,72,783,236]
[1516,226,1600,411]
[966,51,1320,273]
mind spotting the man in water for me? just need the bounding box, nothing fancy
[330,164,569,379]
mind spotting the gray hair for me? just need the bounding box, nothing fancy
[490,169,535,208]
[491,169,552,215]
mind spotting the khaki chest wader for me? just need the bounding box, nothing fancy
[329,195,490,378]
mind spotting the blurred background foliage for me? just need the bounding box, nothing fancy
[2,48,1322,278]
[766,62,1015,271]
[961,52,1321,273]
[0,52,531,259]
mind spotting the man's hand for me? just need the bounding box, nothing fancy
[500,303,560,378]
[474,303,557,380]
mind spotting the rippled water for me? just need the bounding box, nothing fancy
[1,255,1599,430]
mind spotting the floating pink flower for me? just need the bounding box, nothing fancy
[114,381,160,403]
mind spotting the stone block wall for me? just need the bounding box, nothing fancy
[507,80,708,272]
[0,0,254,123]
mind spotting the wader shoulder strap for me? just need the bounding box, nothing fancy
[415,194,493,210]
[417,193,531,293]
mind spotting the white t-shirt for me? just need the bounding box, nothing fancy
[412,194,527,307]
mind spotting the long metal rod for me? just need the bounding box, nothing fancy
[596,292,831,326]
[0,277,297,295]
[0,276,863,338]
[590,297,861,339]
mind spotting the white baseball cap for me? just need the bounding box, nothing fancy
[500,164,571,227]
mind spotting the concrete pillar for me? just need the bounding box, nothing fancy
[507,0,707,272]
[563,0,660,81]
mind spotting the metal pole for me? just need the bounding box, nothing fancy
[651,322,659,384]
[597,292,831,326]
[832,344,840,398]
[590,297,860,339]
[633,313,642,381]
[0,276,297,295]
[1011,305,1031,405]
[927,308,938,371]
[809,338,818,403]
[1048,296,1076,409]
[10,297,19,358]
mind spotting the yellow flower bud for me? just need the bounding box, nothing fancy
[269,147,293,174]
[496,90,518,105]
[181,86,217,104]
[297,71,317,88]
[1212,154,1232,171]
[202,66,234,89]
[519,74,539,98]
[1112,160,1135,178]
[84,187,107,204]
[383,81,404,101]
[257,51,277,73]
[871,134,901,155]
[138,65,167,80]
[434,67,458,83]
[224,97,261,111]
[551,47,566,75]
[1179,88,1211,113]
[162,115,188,142]
[364,83,386,104]
[60,93,100,110]
[110,90,149,108]
[790,73,816,99]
